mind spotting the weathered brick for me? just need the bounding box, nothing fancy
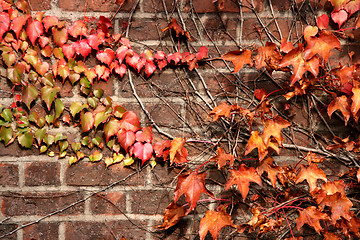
[90,192,126,214]
[25,161,60,186]
[56,80,74,98]
[269,0,291,11]
[190,0,263,13]
[131,190,172,214]
[203,17,237,42]
[23,222,59,240]
[0,163,18,186]
[0,143,39,157]
[58,0,136,12]
[0,224,17,240]
[29,0,51,11]
[204,73,237,97]
[65,221,147,240]
[143,0,176,13]
[126,18,167,41]
[150,163,181,186]
[65,161,148,186]
[144,102,184,128]
[1,192,85,216]
[93,76,115,97]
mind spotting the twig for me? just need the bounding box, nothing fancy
[125,0,141,38]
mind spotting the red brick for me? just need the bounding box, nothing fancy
[56,80,74,98]
[58,0,137,12]
[143,0,175,13]
[204,73,237,97]
[130,190,172,214]
[65,161,148,186]
[150,163,181,185]
[203,17,237,42]
[0,143,39,157]
[127,18,167,41]
[93,76,115,96]
[144,102,184,128]
[29,0,51,10]
[0,163,18,186]
[1,192,85,216]
[90,192,126,214]
[65,221,147,240]
[269,0,291,11]
[23,223,59,240]
[25,162,60,186]
[0,224,17,240]
[190,0,262,13]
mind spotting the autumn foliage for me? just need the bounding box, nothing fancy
[2,0,360,239]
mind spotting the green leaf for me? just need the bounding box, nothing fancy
[89,150,103,162]
[70,102,88,117]
[87,97,97,109]
[18,132,33,148]
[44,134,55,146]
[37,117,46,128]
[0,126,14,146]
[59,140,68,153]
[35,128,46,145]
[80,111,94,132]
[68,156,78,166]
[76,151,85,160]
[17,116,29,128]
[2,51,16,67]
[94,111,110,129]
[80,76,91,88]
[71,142,81,153]
[91,136,102,146]
[104,118,121,142]
[40,73,55,86]
[113,105,126,118]
[104,154,124,167]
[123,156,135,166]
[93,88,104,98]
[55,132,67,143]
[54,99,64,120]
[1,109,12,122]
[40,145,48,153]
[59,151,67,158]
[41,85,61,111]
[45,114,55,124]
[48,151,55,157]
[22,84,38,110]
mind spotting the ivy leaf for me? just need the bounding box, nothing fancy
[257,157,284,188]
[104,118,121,142]
[117,129,136,152]
[88,31,105,50]
[72,39,91,58]
[209,102,237,122]
[225,164,262,200]
[18,132,33,148]
[11,14,29,39]
[153,140,171,160]
[222,49,253,73]
[96,48,115,66]
[89,150,103,162]
[130,142,153,165]
[296,206,329,234]
[52,26,68,47]
[345,0,360,16]
[42,15,59,31]
[295,163,327,192]
[327,95,351,125]
[70,102,88,117]
[161,18,192,41]
[317,14,329,30]
[68,20,88,38]
[174,170,214,215]
[319,192,353,222]
[119,111,141,132]
[22,84,38,109]
[26,19,43,46]
[0,12,10,41]
[80,111,94,132]
[2,51,17,67]
[156,201,186,230]
[331,9,348,28]
[169,137,188,165]
[351,85,360,122]
[135,126,153,143]
[0,126,14,146]
[41,85,60,111]
[254,42,282,71]
[280,38,294,53]
[199,208,236,240]
[209,147,235,169]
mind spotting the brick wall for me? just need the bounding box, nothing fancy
[0,0,357,239]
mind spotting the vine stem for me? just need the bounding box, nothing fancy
[186,139,217,146]
[195,160,211,173]
[182,198,230,207]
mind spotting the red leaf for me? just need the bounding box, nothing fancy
[114,63,127,77]
[244,131,268,161]
[135,126,153,143]
[0,12,10,41]
[317,14,329,30]
[167,52,182,64]
[95,65,110,81]
[199,208,236,240]
[209,147,235,169]
[331,9,348,28]
[153,140,171,159]
[296,206,330,234]
[73,39,92,58]
[345,0,360,16]
[126,52,145,72]
[42,15,59,31]
[97,16,112,34]
[131,142,153,165]
[62,44,75,60]
[174,170,214,215]
[156,202,186,230]
[96,48,115,66]
[280,38,294,53]
[68,20,88,38]
[327,95,351,125]
[119,111,141,132]
[222,49,253,73]
[27,19,43,46]
[254,42,282,71]
[254,88,267,100]
[196,46,208,60]
[88,31,105,50]
[144,61,156,77]
[161,18,192,41]
[117,129,136,152]
[11,14,29,38]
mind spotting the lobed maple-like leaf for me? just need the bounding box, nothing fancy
[351,85,360,122]
[257,157,284,188]
[261,115,291,146]
[296,206,329,234]
[199,208,236,240]
[254,42,282,71]
[209,102,239,121]
[209,147,235,169]
[244,131,268,161]
[169,137,188,165]
[327,95,351,125]
[156,201,186,230]
[295,163,327,192]
[319,192,353,222]
[161,18,192,41]
[225,164,262,200]
[222,49,253,73]
[173,170,214,215]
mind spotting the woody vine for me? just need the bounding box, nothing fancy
[1,0,360,239]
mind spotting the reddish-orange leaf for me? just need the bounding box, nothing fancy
[245,131,268,161]
[357,168,360,182]
[295,163,327,192]
[317,14,329,30]
[280,38,294,53]
[327,95,351,125]
[303,25,318,41]
[169,137,188,165]
[306,151,325,164]
[345,0,360,16]
[331,9,348,28]
[161,18,192,41]
[156,201,186,230]
[261,115,291,146]
[320,192,353,222]
[225,164,262,200]
[209,147,235,169]
[222,49,253,73]
[323,231,342,240]
[296,206,330,234]
[173,170,214,215]
[257,157,284,187]
[351,85,360,122]
[254,42,282,71]
[209,102,237,121]
[199,209,236,240]
[303,31,341,63]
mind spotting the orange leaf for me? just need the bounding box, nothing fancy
[261,115,291,146]
[254,42,282,71]
[323,231,342,240]
[169,137,188,165]
[296,206,330,234]
[161,18,192,41]
[327,95,351,125]
[244,131,268,161]
[280,38,294,53]
[209,102,238,121]
[303,25,318,41]
[209,147,235,169]
[306,151,325,164]
[295,163,327,192]
[156,201,186,230]
[221,49,253,73]
[257,157,284,188]
[199,209,236,240]
[319,192,353,222]
[357,168,360,182]
[225,164,262,200]
[351,85,360,122]
[173,170,214,215]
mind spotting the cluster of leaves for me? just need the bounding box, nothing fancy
[1,0,360,239]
